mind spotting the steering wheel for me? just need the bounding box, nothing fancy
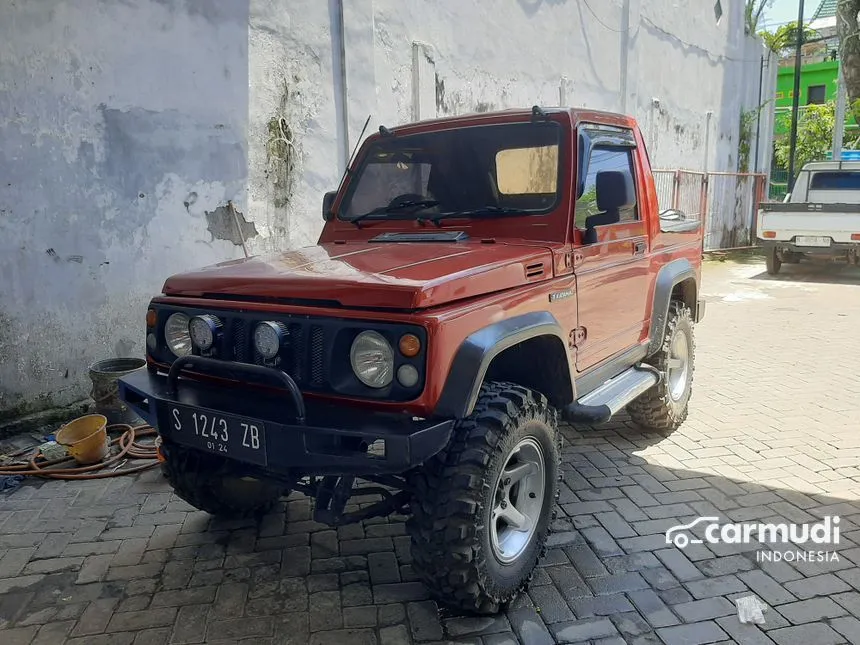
[388,193,426,207]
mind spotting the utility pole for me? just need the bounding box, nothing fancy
[754,54,765,173]
[787,0,805,191]
[834,63,847,160]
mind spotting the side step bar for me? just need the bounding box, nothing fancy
[563,364,661,425]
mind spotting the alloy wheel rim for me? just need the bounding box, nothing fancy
[490,436,546,564]
[667,330,690,401]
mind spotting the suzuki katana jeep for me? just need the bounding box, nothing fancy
[119,106,705,614]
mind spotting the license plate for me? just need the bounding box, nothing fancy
[795,236,831,247]
[166,405,267,466]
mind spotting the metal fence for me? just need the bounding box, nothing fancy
[653,169,768,251]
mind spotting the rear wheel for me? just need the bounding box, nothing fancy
[627,301,695,433]
[766,246,782,275]
[161,445,285,517]
[408,382,560,614]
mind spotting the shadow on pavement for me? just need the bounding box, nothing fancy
[2,412,858,645]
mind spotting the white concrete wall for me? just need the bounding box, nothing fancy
[0,0,252,418]
[258,0,777,249]
[0,0,775,418]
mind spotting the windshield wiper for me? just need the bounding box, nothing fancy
[425,206,524,227]
[350,200,440,227]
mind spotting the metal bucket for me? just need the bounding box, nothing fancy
[89,357,146,426]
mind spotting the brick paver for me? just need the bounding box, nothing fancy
[2,257,860,644]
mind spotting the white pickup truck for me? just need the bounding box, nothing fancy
[757,161,860,275]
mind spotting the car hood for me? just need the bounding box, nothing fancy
[162,241,555,309]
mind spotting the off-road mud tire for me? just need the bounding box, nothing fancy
[407,382,561,614]
[766,246,782,274]
[162,445,285,518]
[627,301,695,433]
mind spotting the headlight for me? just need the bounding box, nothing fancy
[165,313,192,357]
[254,321,286,359]
[189,314,222,351]
[350,331,394,388]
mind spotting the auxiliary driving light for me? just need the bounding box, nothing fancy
[189,314,222,351]
[254,321,287,360]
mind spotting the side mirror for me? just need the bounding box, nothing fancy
[322,191,337,221]
[595,170,636,212]
[583,170,635,244]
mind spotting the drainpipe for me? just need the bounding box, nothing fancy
[620,0,631,113]
[330,0,350,172]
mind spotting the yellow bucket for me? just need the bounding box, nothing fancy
[56,414,110,465]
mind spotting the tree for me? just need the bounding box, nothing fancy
[745,0,774,35]
[837,0,860,123]
[774,103,836,171]
[759,21,820,54]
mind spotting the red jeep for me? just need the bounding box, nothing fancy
[119,106,705,614]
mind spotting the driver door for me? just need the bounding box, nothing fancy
[573,134,650,372]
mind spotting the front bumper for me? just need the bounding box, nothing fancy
[118,357,454,477]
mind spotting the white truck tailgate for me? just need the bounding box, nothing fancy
[758,205,860,244]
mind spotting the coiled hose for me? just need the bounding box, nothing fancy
[0,424,160,480]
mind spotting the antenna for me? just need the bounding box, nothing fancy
[328,115,371,220]
[345,114,372,174]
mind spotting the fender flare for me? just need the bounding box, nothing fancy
[647,258,697,356]
[433,311,573,419]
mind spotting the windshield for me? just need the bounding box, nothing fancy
[338,121,562,221]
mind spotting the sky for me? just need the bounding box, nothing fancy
[759,0,820,31]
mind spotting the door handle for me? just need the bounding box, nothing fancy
[633,241,647,255]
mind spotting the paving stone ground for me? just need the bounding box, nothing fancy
[2,256,860,645]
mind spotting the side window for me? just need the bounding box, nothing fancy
[574,145,639,229]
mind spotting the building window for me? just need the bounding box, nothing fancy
[808,85,826,105]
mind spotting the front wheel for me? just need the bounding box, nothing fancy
[407,383,560,614]
[627,301,695,433]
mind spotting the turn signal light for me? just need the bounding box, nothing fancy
[852,234,860,241]
[399,334,421,357]
[762,231,776,239]
[146,309,157,327]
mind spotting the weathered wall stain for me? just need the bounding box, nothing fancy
[265,83,297,210]
[204,203,259,246]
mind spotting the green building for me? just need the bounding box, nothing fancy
[772,0,855,137]
[768,0,856,197]
[773,59,857,138]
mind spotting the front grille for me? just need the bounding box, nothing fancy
[310,325,325,386]
[220,316,326,389]
[153,304,427,401]
[229,318,251,363]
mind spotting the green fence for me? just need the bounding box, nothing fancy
[769,168,789,202]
